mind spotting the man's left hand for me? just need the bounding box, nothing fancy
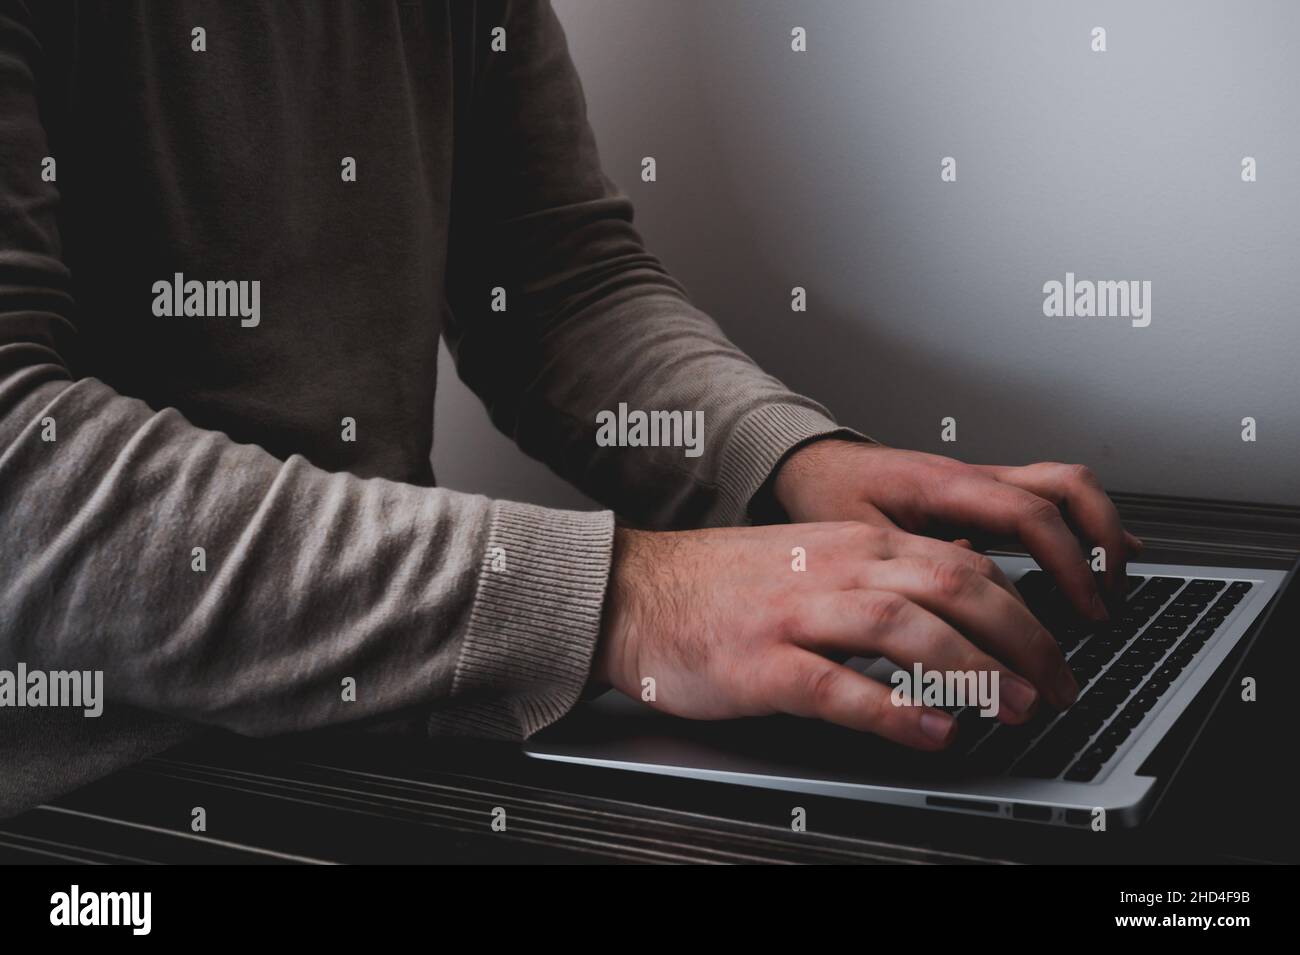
[773,439,1143,621]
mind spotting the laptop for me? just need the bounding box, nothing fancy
[525,555,1295,828]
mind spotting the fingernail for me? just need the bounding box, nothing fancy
[1056,659,1080,705]
[920,711,956,744]
[1090,593,1109,621]
[999,675,1038,717]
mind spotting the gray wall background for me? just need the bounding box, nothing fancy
[434,0,1300,510]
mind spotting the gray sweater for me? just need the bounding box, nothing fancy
[0,0,849,815]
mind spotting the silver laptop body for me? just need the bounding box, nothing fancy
[526,557,1289,828]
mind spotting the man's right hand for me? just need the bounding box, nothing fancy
[592,522,1079,751]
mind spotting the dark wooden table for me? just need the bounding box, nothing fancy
[2,493,1297,864]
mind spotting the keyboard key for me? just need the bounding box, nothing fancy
[972,708,1055,770]
[1206,595,1238,617]
[1129,690,1161,713]
[1071,659,1105,683]
[1086,679,1133,705]
[954,709,996,754]
[973,732,1029,774]
[1040,705,1106,746]
[1053,621,1095,651]
[1064,759,1103,782]
[1089,624,1139,650]
[1112,659,1143,677]
[1152,661,1181,681]
[956,701,993,732]
[1098,723,1134,748]
[1148,576,1187,591]
[1129,594,1167,611]
[1080,739,1120,763]
[1113,706,1145,729]
[1014,745,1076,779]
[1143,629,1181,648]
[1074,642,1121,665]
[1144,676,1172,696]
[1098,670,1143,691]
[1118,645,1164,667]
[1047,723,1133,778]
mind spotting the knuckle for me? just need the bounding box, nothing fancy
[1022,497,1061,526]
[1066,462,1099,487]
[862,590,908,629]
[930,559,977,598]
[803,663,841,710]
[769,591,812,643]
[842,521,886,552]
[970,553,1000,580]
[772,602,803,642]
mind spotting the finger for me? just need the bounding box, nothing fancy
[768,647,957,750]
[920,476,1106,622]
[881,531,1025,607]
[857,558,1079,709]
[1125,531,1145,554]
[981,463,1131,595]
[789,589,1042,723]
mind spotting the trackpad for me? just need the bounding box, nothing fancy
[526,686,971,785]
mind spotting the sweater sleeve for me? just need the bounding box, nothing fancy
[443,0,864,532]
[0,0,612,746]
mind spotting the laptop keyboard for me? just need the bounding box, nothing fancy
[953,571,1253,782]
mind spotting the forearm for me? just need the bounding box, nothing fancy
[0,367,612,738]
[458,257,856,529]
[443,2,860,529]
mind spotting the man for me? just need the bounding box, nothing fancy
[0,1,1138,814]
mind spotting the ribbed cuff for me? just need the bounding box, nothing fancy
[714,402,871,525]
[426,501,616,741]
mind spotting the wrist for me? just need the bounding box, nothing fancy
[592,526,645,693]
[773,436,877,517]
